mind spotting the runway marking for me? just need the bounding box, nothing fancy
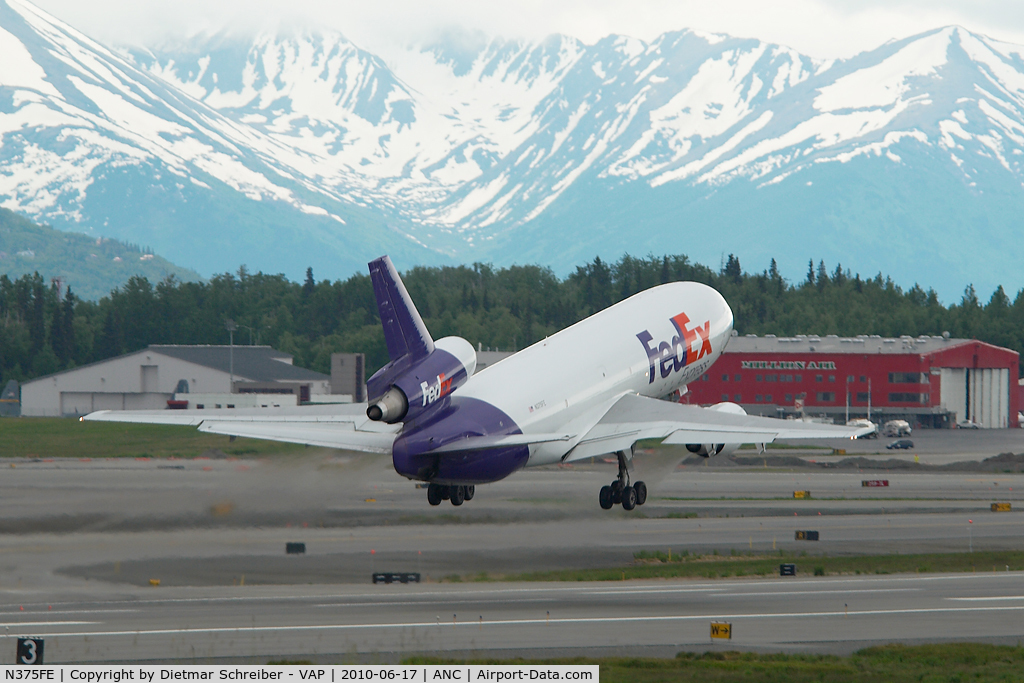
[5,573,1018,613]
[591,588,918,597]
[616,518,1024,535]
[0,621,96,627]
[0,610,138,616]
[27,605,1024,638]
[948,596,1024,601]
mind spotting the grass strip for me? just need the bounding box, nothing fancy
[657,496,1012,501]
[485,549,1024,582]
[405,643,1024,682]
[0,417,305,459]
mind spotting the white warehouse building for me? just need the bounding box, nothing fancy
[21,345,332,417]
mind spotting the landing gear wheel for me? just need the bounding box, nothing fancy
[426,483,443,506]
[596,449,637,510]
[464,485,475,501]
[450,485,466,506]
[621,485,637,511]
[634,481,647,506]
[610,480,623,504]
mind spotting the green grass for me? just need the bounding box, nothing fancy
[478,549,1024,582]
[406,643,1024,682]
[658,496,1008,502]
[0,417,306,459]
[735,442,831,451]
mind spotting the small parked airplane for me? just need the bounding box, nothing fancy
[85,256,867,508]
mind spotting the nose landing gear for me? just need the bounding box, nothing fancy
[426,483,476,506]
[599,450,646,511]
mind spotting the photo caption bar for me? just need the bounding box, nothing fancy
[0,666,598,683]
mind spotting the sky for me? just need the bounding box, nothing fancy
[29,0,1024,60]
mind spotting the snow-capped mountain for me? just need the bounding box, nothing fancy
[3,0,1024,298]
[0,0,447,278]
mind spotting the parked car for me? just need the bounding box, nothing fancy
[847,418,878,439]
[886,439,914,450]
[957,420,980,429]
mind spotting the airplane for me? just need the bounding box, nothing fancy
[84,255,869,509]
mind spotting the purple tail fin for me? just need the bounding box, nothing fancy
[369,256,434,363]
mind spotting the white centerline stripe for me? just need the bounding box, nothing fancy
[948,596,1024,601]
[29,605,1024,638]
[590,588,915,597]
[0,621,96,628]
[0,610,137,616]
[314,598,570,608]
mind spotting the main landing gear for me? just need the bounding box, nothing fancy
[426,483,476,506]
[599,450,647,511]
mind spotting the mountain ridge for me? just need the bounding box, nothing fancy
[0,207,201,300]
[2,0,1024,299]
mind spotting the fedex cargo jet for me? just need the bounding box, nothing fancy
[85,256,867,508]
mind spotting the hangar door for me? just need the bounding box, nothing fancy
[61,392,94,416]
[970,368,1010,428]
[939,367,1009,428]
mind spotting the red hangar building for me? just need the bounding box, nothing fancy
[683,333,1020,429]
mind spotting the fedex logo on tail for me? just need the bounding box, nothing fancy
[421,373,453,407]
[637,312,713,384]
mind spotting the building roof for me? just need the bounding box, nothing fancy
[23,344,329,386]
[149,345,328,382]
[723,334,979,356]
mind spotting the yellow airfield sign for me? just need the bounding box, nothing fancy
[710,622,732,640]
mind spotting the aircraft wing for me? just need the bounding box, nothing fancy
[82,404,400,454]
[563,393,871,462]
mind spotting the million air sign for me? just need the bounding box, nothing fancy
[741,360,837,370]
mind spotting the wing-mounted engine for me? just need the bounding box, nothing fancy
[364,256,477,424]
[684,401,748,458]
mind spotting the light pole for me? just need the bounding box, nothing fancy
[845,377,849,424]
[238,324,265,346]
[867,378,871,422]
[225,319,237,393]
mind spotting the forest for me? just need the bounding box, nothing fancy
[1,253,1022,386]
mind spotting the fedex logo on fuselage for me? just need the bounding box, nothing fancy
[637,312,713,384]
[421,373,453,407]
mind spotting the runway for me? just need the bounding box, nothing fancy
[4,573,1024,662]
[0,431,1023,662]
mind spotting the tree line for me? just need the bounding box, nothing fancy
[1,254,1022,387]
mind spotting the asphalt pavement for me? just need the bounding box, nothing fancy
[0,429,1023,662]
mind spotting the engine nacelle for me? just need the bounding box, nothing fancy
[684,402,747,457]
[366,336,477,424]
[685,443,730,457]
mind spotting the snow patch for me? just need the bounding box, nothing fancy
[815,29,952,112]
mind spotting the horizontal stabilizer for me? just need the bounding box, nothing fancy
[82,404,399,454]
[430,432,575,453]
[197,422,396,453]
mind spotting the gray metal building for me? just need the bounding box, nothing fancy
[21,345,331,417]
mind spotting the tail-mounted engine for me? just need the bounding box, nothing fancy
[363,255,477,424]
[367,336,477,423]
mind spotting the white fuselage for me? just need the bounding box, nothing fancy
[454,282,735,466]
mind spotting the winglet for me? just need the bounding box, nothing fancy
[369,256,434,363]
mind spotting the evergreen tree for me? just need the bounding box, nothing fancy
[1,254,1022,382]
[303,267,315,297]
